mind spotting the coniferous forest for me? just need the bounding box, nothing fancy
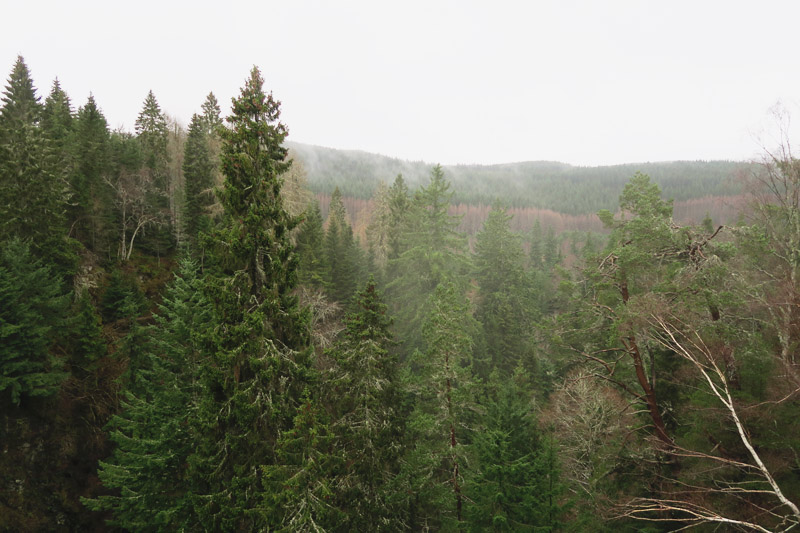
[2,56,800,532]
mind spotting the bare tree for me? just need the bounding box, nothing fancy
[615,311,800,532]
[105,168,167,261]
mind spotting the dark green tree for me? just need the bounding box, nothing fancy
[326,278,403,530]
[84,259,211,531]
[467,369,564,531]
[72,95,113,250]
[0,238,68,405]
[191,66,312,530]
[324,186,361,303]
[399,281,478,530]
[295,200,327,288]
[0,57,71,269]
[182,113,214,250]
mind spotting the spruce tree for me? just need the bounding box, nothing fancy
[84,259,210,531]
[324,187,361,303]
[199,92,222,135]
[0,238,68,405]
[399,281,479,529]
[295,200,327,288]
[387,165,469,353]
[192,66,311,530]
[0,57,71,268]
[474,200,535,377]
[326,278,403,530]
[182,113,214,250]
[72,95,113,250]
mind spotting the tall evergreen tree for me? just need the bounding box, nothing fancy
[134,90,172,253]
[0,238,68,405]
[191,66,312,530]
[399,282,478,530]
[326,278,403,530]
[182,113,214,250]
[474,200,535,377]
[467,369,564,531]
[72,95,113,250]
[324,186,361,303]
[84,259,211,531]
[0,57,71,268]
[199,92,222,135]
[295,200,327,288]
[387,165,469,353]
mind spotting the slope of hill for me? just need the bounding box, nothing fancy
[288,142,754,216]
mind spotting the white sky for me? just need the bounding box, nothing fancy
[2,0,799,166]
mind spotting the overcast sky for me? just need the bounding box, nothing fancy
[3,0,799,166]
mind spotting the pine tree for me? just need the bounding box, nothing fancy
[324,186,361,303]
[474,200,535,377]
[84,259,211,531]
[0,238,68,405]
[0,57,71,268]
[182,113,214,250]
[399,281,478,529]
[326,278,403,530]
[387,165,469,353]
[72,95,113,250]
[296,200,327,288]
[191,66,312,530]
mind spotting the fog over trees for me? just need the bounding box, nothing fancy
[2,57,800,532]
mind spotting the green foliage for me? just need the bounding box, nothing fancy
[84,259,211,531]
[295,201,327,288]
[467,369,564,531]
[0,238,68,404]
[0,56,73,271]
[398,281,478,529]
[474,200,536,376]
[387,165,471,353]
[182,113,214,250]
[324,187,363,303]
[190,67,312,530]
[325,279,403,530]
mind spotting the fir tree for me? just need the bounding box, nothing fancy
[192,66,312,530]
[182,113,214,250]
[474,200,535,377]
[399,281,479,529]
[467,368,564,531]
[0,238,68,405]
[199,92,222,135]
[326,278,403,530]
[72,95,113,250]
[324,187,361,303]
[84,259,211,531]
[387,165,470,353]
[295,200,327,288]
[0,57,71,269]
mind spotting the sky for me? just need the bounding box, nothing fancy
[2,0,800,166]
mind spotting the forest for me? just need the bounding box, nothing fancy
[1,55,799,532]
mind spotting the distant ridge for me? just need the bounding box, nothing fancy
[287,142,753,215]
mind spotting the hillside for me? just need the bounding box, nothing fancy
[288,141,754,216]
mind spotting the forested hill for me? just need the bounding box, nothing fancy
[288,141,754,215]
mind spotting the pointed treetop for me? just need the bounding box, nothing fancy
[0,55,41,126]
[42,77,74,141]
[200,92,222,135]
[135,90,167,136]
